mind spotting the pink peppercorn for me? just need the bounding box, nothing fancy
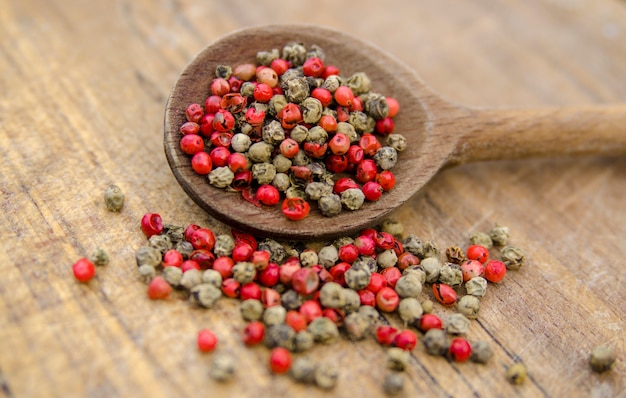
[72,258,96,283]
[393,330,417,351]
[179,134,204,155]
[376,287,400,312]
[484,259,507,283]
[242,321,265,346]
[449,337,472,362]
[162,249,183,268]
[375,325,399,346]
[197,329,218,353]
[141,213,163,238]
[269,347,292,374]
[147,276,172,300]
[291,268,320,295]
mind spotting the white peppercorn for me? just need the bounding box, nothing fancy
[336,122,358,142]
[506,363,527,385]
[209,353,236,382]
[162,265,183,288]
[341,288,361,314]
[263,305,287,326]
[175,240,194,259]
[202,269,223,288]
[232,261,256,284]
[421,299,434,314]
[290,357,316,383]
[470,341,494,364]
[402,267,426,285]
[247,141,274,163]
[138,265,156,284]
[305,182,333,200]
[314,364,339,390]
[251,163,276,185]
[380,219,404,239]
[135,246,161,268]
[318,194,342,217]
[377,249,398,269]
[294,330,315,352]
[299,249,318,268]
[465,276,488,297]
[344,263,372,291]
[403,235,424,258]
[180,269,203,290]
[213,234,235,257]
[438,262,463,286]
[231,133,252,152]
[457,295,481,319]
[104,184,125,211]
[318,245,339,268]
[149,234,172,254]
[446,313,471,335]
[420,257,442,283]
[423,240,440,259]
[272,173,291,192]
[208,166,234,188]
[386,347,410,371]
[386,134,407,152]
[240,299,264,321]
[307,317,339,344]
[398,297,423,326]
[395,275,422,298]
[423,328,448,356]
[190,283,222,308]
[373,146,398,170]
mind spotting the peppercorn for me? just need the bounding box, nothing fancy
[240,299,264,321]
[377,249,398,269]
[358,305,383,325]
[163,224,185,244]
[149,234,172,254]
[589,345,617,373]
[465,276,488,297]
[202,269,223,288]
[420,257,441,283]
[258,239,288,264]
[445,246,466,265]
[135,246,161,268]
[382,372,404,396]
[231,261,256,284]
[314,364,339,390]
[470,341,494,364]
[264,324,296,351]
[457,295,481,319]
[263,305,287,326]
[469,232,493,249]
[506,362,527,385]
[501,246,526,270]
[308,317,339,344]
[72,258,96,283]
[208,166,235,188]
[162,265,183,288]
[175,240,194,259]
[180,269,203,290]
[340,188,365,211]
[280,289,304,311]
[395,275,422,298]
[147,276,172,300]
[212,234,235,257]
[423,240,440,259]
[189,283,222,308]
[421,299,434,314]
[138,265,156,284]
[91,248,109,266]
[341,288,361,314]
[423,328,448,356]
[103,184,125,212]
[387,347,410,371]
[403,235,424,258]
[344,312,372,341]
[209,353,236,382]
[318,245,339,268]
[489,224,510,246]
[448,337,472,362]
[294,330,315,352]
[344,263,372,291]
[398,297,423,326]
[446,313,471,335]
[386,134,407,152]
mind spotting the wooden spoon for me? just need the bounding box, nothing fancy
[164,25,626,241]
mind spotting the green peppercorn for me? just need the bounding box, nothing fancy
[103,184,125,212]
[291,150,311,167]
[382,372,404,396]
[421,299,434,314]
[258,239,288,264]
[318,245,339,268]
[208,166,235,188]
[344,263,372,291]
[398,297,423,326]
[305,182,333,200]
[343,312,371,341]
[314,363,339,390]
[501,246,526,270]
[294,330,315,352]
[354,256,378,273]
[265,324,296,351]
[336,122,358,143]
[175,240,194,259]
[272,173,291,192]
[438,262,463,286]
[457,295,481,319]
[373,147,397,170]
[298,249,318,268]
[301,97,323,123]
[386,347,410,371]
[341,288,361,314]
[268,93,287,116]
[135,246,161,268]
[247,142,274,163]
[322,74,341,92]
[423,240,440,259]
[446,313,471,335]
[403,235,424,258]
[263,305,287,326]
[137,264,156,284]
[347,111,369,133]
[395,275,423,298]
[256,48,279,66]
[489,224,510,246]
[281,289,304,311]
[506,362,527,385]
[180,269,203,290]
[380,219,404,239]
[423,328,448,356]
[318,194,342,217]
[91,248,109,266]
[402,267,426,285]
[284,76,309,103]
[209,353,236,382]
[282,42,307,66]
[386,134,407,152]
[377,249,398,269]
[232,261,256,284]
[240,81,256,97]
[240,299,264,321]
[363,93,389,120]
[469,232,493,249]
[465,276,488,297]
[149,234,172,254]
[308,317,339,344]
[189,283,222,308]
[213,234,235,257]
[251,163,277,185]
[358,305,383,325]
[345,72,371,96]
[589,345,617,373]
[272,154,293,173]
[420,257,442,283]
[163,224,185,244]
[470,341,494,364]
[290,356,316,384]
[215,64,232,79]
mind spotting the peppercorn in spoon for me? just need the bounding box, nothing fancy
[164,25,626,241]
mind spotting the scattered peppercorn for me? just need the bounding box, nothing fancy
[103,184,125,212]
[589,345,617,373]
[506,362,527,385]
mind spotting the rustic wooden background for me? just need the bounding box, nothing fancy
[1,0,625,397]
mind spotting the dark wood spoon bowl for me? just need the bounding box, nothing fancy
[164,25,626,241]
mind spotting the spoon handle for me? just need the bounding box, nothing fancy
[448,105,626,165]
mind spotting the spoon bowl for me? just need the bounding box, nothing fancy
[165,25,626,241]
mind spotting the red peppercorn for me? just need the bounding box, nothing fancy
[375,117,395,135]
[328,133,350,155]
[393,330,417,351]
[281,197,310,221]
[303,142,328,159]
[333,177,359,194]
[189,228,215,251]
[227,152,248,173]
[197,329,218,353]
[347,144,365,164]
[162,249,183,268]
[336,106,350,122]
[279,138,300,158]
[279,261,301,286]
[232,230,258,251]
[211,78,230,96]
[147,276,172,300]
[221,278,241,298]
[329,262,351,286]
[376,287,400,312]
[359,133,381,157]
[205,95,222,114]
[322,308,343,326]
[240,282,262,301]
[366,272,387,293]
[232,170,253,191]
[375,325,399,346]
[350,97,364,112]
[397,252,419,270]
[269,347,292,374]
[338,244,359,264]
[245,106,266,126]
[467,245,490,264]
[209,146,231,167]
[261,287,281,308]
[199,114,215,136]
[285,310,308,332]
[356,159,378,183]
[381,267,402,289]
[325,154,349,173]
[255,184,280,206]
[232,242,253,262]
[386,97,400,117]
[358,289,376,306]
[461,260,485,282]
[181,260,201,272]
[180,134,204,155]
[432,283,457,306]
[243,321,265,346]
[250,250,270,270]
[449,337,472,362]
[318,114,337,132]
[212,256,234,279]
[334,86,354,107]
[184,223,200,242]
[270,58,290,76]
[353,235,376,256]
[185,103,204,123]
[311,87,332,107]
[376,170,396,191]
[279,103,302,129]
[299,300,323,323]
[213,110,235,132]
[189,250,215,270]
[419,314,443,332]
[322,64,340,78]
[362,181,383,201]
[257,262,279,287]
[191,151,213,175]
[484,259,507,283]
[253,83,273,103]
[291,268,320,295]
[210,131,234,148]
[302,57,325,77]
[228,76,242,93]
[180,121,200,135]
[141,213,163,238]
[72,258,96,283]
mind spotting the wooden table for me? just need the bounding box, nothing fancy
[1,1,624,397]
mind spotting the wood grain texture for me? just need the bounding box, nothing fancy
[1,1,625,397]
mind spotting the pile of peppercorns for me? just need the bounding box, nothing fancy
[123,212,529,394]
[177,42,404,220]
